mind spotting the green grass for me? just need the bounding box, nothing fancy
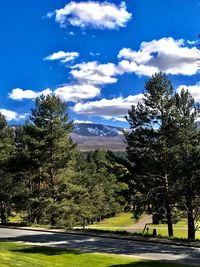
[141,219,200,239]
[8,213,24,223]
[142,227,200,240]
[0,242,191,267]
[88,212,135,230]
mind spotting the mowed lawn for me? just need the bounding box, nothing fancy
[143,220,200,239]
[88,213,200,240]
[144,227,200,240]
[88,212,135,230]
[0,242,192,267]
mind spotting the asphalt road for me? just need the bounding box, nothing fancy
[0,227,200,265]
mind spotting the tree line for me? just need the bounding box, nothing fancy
[0,72,200,241]
[0,95,123,228]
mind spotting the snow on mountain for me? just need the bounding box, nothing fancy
[73,123,124,137]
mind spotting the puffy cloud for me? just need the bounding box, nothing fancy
[54,84,100,102]
[70,61,118,85]
[118,37,200,76]
[53,1,132,29]
[9,84,99,103]
[73,94,143,116]
[176,82,200,102]
[9,88,52,100]
[44,51,79,63]
[0,109,28,121]
[118,60,159,76]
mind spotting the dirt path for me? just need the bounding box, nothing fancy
[127,214,152,233]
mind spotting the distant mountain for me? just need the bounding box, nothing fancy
[72,123,124,137]
[71,123,126,151]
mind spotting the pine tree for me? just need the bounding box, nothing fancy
[21,94,77,226]
[172,90,200,240]
[74,150,122,227]
[0,114,15,224]
[125,73,178,237]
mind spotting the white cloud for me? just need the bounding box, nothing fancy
[53,1,132,29]
[9,88,52,100]
[74,119,92,124]
[176,82,200,102]
[118,37,200,76]
[118,60,159,76]
[70,61,119,85]
[73,94,143,116]
[44,51,79,63]
[0,109,28,121]
[54,84,100,102]
[9,84,99,103]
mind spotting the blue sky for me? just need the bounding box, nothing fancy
[1,0,200,126]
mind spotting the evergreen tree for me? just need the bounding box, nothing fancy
[21,94,78,226]
[0,114,15,224]
[172,90,200,240]
[125,73,178,237]
[74,150,122,227]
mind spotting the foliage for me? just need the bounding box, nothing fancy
[0,114,15,224]
[124,72,200,240]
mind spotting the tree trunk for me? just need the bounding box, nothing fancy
[187,199,195,240]
[0,200,6,225]
[166,201,173,237]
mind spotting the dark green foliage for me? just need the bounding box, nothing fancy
[17,95,78,226]
[172,90,200,240]
[125,73,177,237]
[0,114,15,224]
[124,72,200,240]
[74,150,123,227]
[9,95,123,228]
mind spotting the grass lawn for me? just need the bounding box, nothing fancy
[86,213,200,240]
[142,219,200,239]
[142,227,200,240]
[0,242,192,267]
[88,212,135,230]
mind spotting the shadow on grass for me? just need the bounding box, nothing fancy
[11,246,83,256]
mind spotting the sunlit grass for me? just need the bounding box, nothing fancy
[0,242,192,267]
[88,212,135,230]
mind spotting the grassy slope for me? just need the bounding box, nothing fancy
[0,242,191,267]
[88,212,135,230]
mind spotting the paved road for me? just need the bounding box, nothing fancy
[0,227,200,265]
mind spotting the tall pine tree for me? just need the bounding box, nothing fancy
[125,73,178,237]
[0,113,15,224]
[21,94,77,226]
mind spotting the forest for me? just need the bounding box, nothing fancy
[0,72,200,241]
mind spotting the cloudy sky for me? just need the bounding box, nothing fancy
[1,0,200,126]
